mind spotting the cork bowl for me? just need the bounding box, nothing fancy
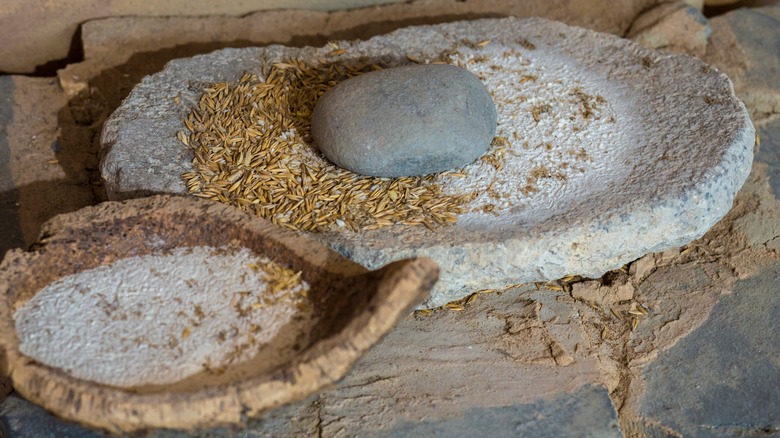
[0,195,438,433]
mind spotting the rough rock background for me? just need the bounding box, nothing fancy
[3,0,663,75]
[1,1,779,437]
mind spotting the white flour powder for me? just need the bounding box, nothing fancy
[438,46,631,227]
[14,246,311,388]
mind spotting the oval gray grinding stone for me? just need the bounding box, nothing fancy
[311,64,497,177]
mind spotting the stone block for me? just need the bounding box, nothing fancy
[627,1,711,57]
[100,17,754,307]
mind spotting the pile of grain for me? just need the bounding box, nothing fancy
[181,43,615,232]
[14,246,310,387]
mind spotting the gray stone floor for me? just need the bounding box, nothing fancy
[640,260,780,437]
[1,2,779,437]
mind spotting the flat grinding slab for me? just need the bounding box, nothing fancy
[101,17,755,308]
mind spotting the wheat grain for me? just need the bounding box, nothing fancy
[181,60,488,233]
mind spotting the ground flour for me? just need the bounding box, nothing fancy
[438,45,629,227]
[14,246,311,388]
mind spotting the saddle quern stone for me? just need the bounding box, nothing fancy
[311,64,497,177]
[100,17,755,308]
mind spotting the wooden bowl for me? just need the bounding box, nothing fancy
[0,195,437,432]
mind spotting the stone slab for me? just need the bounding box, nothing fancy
[3,0,659,74]
[0,384,621,437]
[0,0,409,74]
[638,260,780,437]
[374,385,621,438]
[756,120,780,198]
[0,76,98,257]
[101,17,755,307]
[0,393,102,438]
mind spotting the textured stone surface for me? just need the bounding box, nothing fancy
[756,120,780,199]
[312,64,496,177]
[376,385,621,438]
[627,1,711,57]
[0,393,104,438]
[0,77,23,256]
[0,76,97,257]
[638,260,780,437]
[101,17,755,307]
[570,275,635,305]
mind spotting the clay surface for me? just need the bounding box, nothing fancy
[101,17,755,307]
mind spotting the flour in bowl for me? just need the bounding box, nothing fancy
[14,246,311,387]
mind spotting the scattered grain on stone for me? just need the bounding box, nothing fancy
[13,246,310,388]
